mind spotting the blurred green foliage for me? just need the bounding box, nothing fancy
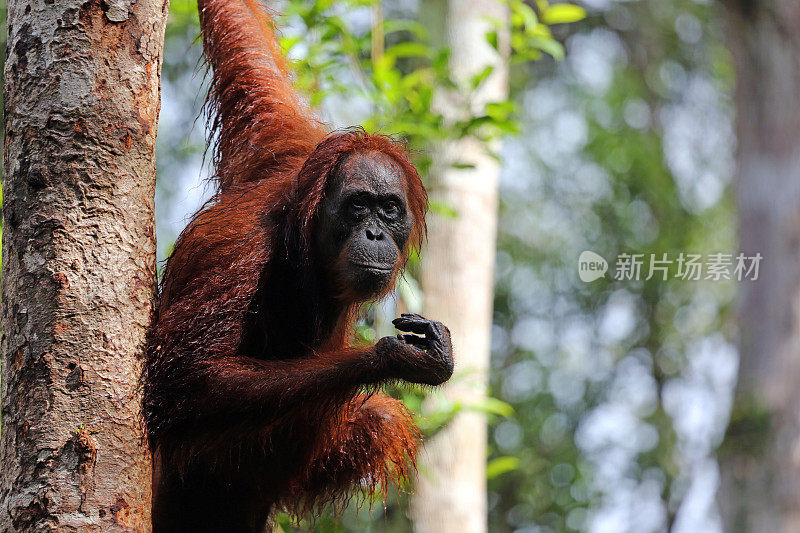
[277,0,579,176]
[487,2,735,531]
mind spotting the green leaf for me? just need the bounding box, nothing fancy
[429,200,458,218]
[382,19,429,39]
[280,36,302,54]
[487,456,521,479]
[541,4,587,25]
[485,30,499,51]
[486,100,516,118]
[468,396,515,417]
[431,47,451,73]
[471,65,495,90]
[414,396,463,432]
[513,1,540,30]
[385,42,431,59]
[355,324,376,343]
[530,36,565,60]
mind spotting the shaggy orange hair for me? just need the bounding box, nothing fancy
[141,0,429,531]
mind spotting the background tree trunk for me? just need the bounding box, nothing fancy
[718,1,800,531]
[410,1,509,531]
[0,0,167,529]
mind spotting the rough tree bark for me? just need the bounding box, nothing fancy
[0,0,168,529]
[718,1,800,531]
[410,1,509,532]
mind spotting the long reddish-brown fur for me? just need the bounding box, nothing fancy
[141,0,428,530]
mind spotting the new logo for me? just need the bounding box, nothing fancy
[578,250,608,282]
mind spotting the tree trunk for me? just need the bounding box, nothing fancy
[718,1,800,532]
[0,0,167,529]
[410,1,509,532]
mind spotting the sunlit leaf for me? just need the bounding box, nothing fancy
[487,456,521,479]
[429,200,458,218]
[471,65,495,90]
[468,397,515,417]
[382,19,429,39]
[385,41,431,59]
[486,30,499,51]
[541,3,587,25]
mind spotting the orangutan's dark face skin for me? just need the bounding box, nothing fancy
[314,151,414,300]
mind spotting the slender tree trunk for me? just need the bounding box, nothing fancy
[718,1,800,531]
[410,1,509,532]
[0,0,168,529]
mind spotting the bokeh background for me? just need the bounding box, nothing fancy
[143,0,790,531]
